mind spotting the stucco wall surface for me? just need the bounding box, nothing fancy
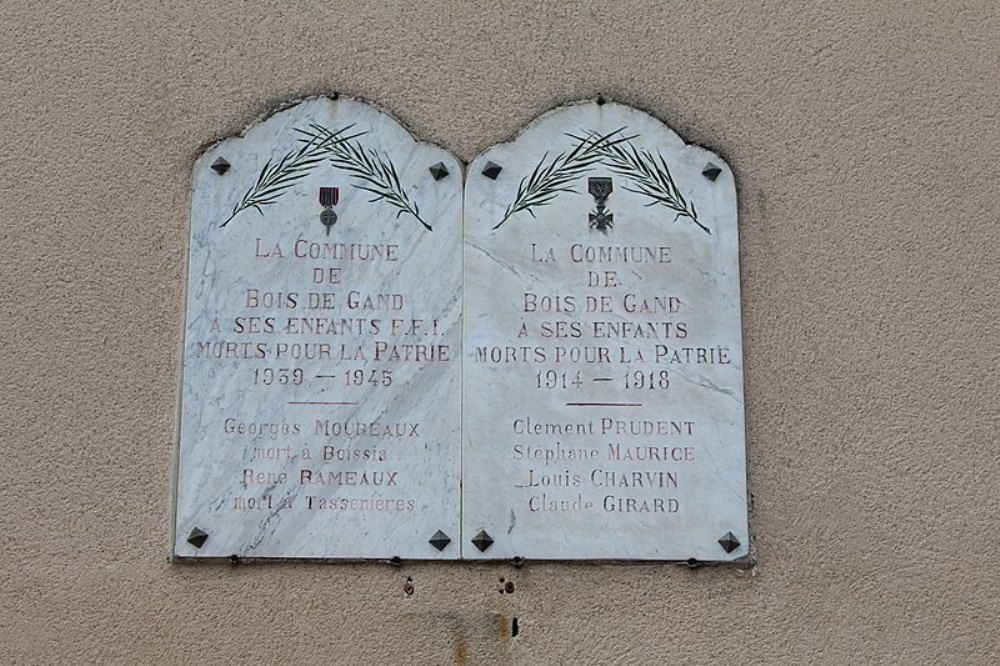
[2,1,998,663]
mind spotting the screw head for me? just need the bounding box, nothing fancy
[429,530,452,551]
[472,530,494,552]
[210,158,230,175]
[481,162,502,180]
[702,162,722,181]
[718,531,741,554]
[429,162,450,180]
[186,527,208,549]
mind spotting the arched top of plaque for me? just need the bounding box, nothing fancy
[467,99,735,243]
[191,95,463,238]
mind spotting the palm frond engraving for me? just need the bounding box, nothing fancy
[493,127,635,230]
[220,124,364,228]
[295,124,431,231]
[570,130,709,235]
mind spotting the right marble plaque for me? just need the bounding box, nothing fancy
[463,101,749,560]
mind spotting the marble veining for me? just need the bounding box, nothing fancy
[174,97,463,559]
[462,101,748,560]
[174,97,748,561]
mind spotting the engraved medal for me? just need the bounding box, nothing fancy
[588,177,614,232]
[319,186,340,234]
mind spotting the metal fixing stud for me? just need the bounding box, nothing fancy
[429,530,452,551]
[481,162,502,180]
[429,162,450,181]
[186,527,208,548]
[718,531,741,554]
[472,530,494,552]
[210,158,230,175]
[702,162,722,181]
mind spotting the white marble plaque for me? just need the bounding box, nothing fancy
[463,102,748,560]
[174,97,463,559]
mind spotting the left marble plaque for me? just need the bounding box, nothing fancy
[173,97,463,559]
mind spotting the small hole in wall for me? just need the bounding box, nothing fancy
[511,617,519,637]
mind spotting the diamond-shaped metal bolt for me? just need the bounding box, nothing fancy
[429,162,449,181]
[481,162,502,180]
[429,530,452,551]
[211,158,230,175]
[472,530,494,552]
[702,162,721,181]
[718,531,740,554]
[187,527,209,549]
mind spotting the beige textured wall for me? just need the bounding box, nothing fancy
[2,1,998,662]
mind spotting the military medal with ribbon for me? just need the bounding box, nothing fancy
[319,187,340,234]
[588,177,614,232]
